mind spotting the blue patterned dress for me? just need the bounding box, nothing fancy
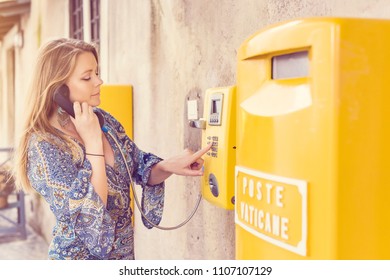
[27,108,165,259]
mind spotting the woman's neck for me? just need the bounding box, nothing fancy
[49,113,83,143]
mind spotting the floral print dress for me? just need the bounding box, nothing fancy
[27,108,164,259]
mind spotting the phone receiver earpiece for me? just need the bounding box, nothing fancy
[53,84,75,118]
[53,84,107,131]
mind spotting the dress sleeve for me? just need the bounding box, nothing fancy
[99,108,165,229]
[27,134,116,258]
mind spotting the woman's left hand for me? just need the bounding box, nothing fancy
[166,143,212,176]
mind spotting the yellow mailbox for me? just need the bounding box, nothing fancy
[235,18,390,259]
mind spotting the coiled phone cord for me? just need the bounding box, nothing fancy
[106,130,202,230]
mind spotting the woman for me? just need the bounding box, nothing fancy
[13,38,210,260]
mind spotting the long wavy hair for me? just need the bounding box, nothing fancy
[13,38,99,192]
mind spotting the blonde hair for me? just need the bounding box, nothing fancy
[13,38,99,193]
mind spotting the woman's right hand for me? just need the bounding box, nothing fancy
[71,101,103,150]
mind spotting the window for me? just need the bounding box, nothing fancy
[90,0,100,46]
[69,0,100,47]
[69,0,84,40]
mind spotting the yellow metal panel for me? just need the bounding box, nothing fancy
[236,18,390,259]
[99,84,134,225]
[99,85,133,139]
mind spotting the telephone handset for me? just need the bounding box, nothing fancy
[53,84,106,129]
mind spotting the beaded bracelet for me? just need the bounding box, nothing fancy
[85,153,104,157]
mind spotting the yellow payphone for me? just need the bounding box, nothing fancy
[235,17,390,259]
[192,87,236,210]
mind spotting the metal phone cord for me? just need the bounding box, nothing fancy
[106,130,202,230]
